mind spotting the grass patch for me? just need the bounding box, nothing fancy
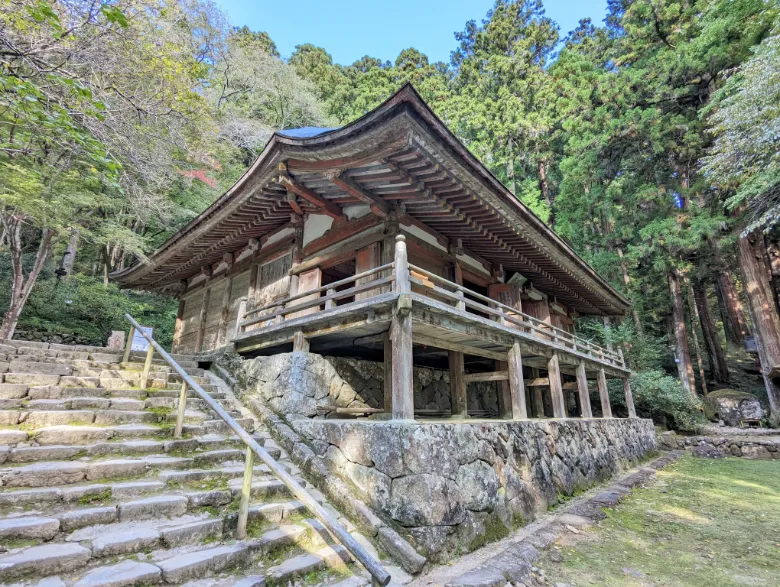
[538,455,780,586]
[78,488,112,505]
[6,538,41,549]
[469,514,511,551]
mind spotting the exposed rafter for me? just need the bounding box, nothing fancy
[278,173,345,222]
[329,173,390,219]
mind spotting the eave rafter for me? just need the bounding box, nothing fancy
[328,172,390,219]
[277,166,345,223]
[387,147,606,315]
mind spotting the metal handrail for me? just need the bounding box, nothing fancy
[122,313,391,586]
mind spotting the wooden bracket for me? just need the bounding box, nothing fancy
[279,174,345,223]
[330,173,390,219]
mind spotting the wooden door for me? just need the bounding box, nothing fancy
[488,283,523,328]
[251,253,292,328]
[288,267,322,319]
[355,243,380,301]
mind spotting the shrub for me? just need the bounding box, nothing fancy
[608,370,705,432]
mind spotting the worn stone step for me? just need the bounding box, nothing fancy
[3,373,61,386]
[73,559,161,587]
[0,515,60,540]
[119,495,189,521]
[160,517,224,548]
[60,505,118,531]
[160,462,282,485]
[0,383,28,399]
[157,543,251,583]
[0,542,92,581]
[0,461,89,487]
[28,386,108,400]
[60,375,102,388]
[33,425,112,446]
[8,361,72,376]
[229,478,288,500]
[257,524,309,554]
[0,429,29,446]
[201,418,255,435]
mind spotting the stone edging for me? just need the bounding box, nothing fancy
[438,451,685,587]
[658,432,780,459]
[210,364,427,576]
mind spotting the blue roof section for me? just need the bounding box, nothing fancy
[277,126,339,138]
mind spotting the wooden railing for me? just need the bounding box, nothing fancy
[239,263,394,333]
[235,243,623,370]
[406,263,625,368]
[123,314,391,587]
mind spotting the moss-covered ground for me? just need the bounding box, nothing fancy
[538,455,780,587]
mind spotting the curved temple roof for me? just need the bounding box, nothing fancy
[112,84,630,316]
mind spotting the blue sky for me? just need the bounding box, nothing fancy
[215,0,609,65]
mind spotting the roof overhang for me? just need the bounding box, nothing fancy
[112,84,631,316]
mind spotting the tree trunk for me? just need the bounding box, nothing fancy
[616,247,643,334]
[716,271,750,346]
[505,138,517,195]
[0,219,54,340]
[686,282,709,395]
[738,231,780,424]
[669,269,696,395]
[61,231,79,276]
[693,281,730,383]
[538,159,554,227]
[763,235,780,315]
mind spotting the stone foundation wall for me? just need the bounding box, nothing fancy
[292,418,656,562]
[325,356,499,415]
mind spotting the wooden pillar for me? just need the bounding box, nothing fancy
[507,342,527,419]
[531,367,545,418]
[391,235,414,421]
[576,361,593,418]
[248,264,259,307]
[496,360,512,419]
[449,351,467,418]
[623,377,637,418]
[196,288,210,353]
[383,331,392,413]
[548,352,566,418]
[292,330,309,352]
[217,277,233,347]
[597,368,612,417]
[172,298,185,353]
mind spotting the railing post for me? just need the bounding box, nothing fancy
[236,448,255,540]
[325,288,336,310]
[123,325,135,364]
[507,342,528,419]
[394,235,410,294]
[235,298,247,337]
[618,347,626,368]
[140,344,154,389]
[174,380,188,438]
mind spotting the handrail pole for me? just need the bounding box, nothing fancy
[123,325,135,364]
[122,313,391,587]
[174,380,187,438]
[236,448,255,539]
[140,344,154,389]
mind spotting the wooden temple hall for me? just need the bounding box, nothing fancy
[114,84,637,422]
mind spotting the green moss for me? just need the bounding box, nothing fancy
[469,514,510,551]
[78,488,111,505]
[538,456,780,586]
[6,538,41,549]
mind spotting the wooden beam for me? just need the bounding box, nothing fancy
[292,330,309,352]
[598,368,612,417]
[496,360,512,419]
[400,214,448,248]
[286,189,303,216]
[303,214,382,257]
[507,342,528,419]
[463,371,508,383]
[411,333,506,361]
[172,298,185,354]
[279,175,345,221]
[196,287,210,352]
[548,352,567,418]
[331,174,390,219]
[449,351,467,418]
[217,276,233,347]
[527,378,550,387]
[576,361,593,418]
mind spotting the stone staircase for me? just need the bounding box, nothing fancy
[0,340,371,587]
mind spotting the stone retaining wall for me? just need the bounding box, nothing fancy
[657,432,780,459]
[292,417,656,562]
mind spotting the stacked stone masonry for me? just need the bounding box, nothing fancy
[225,351,657,563]
[0,340,375,587]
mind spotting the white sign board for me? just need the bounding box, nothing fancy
[130,326,154,351]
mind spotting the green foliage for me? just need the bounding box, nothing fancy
[610,370,704,432]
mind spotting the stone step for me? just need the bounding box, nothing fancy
[0,515,60,540]
[0,542,92,581]
[265,545,351,585]
[73,560,161,587]
[8,361,73,376]
[28,386,109,400]
[0,408,172,428]
[157,543,251,583]
[3,373,61,386]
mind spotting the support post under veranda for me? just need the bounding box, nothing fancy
[391,235,414,421]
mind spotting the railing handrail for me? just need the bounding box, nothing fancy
[122,313,391,587]
[406,263,623,365]
[244,262,395,318]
